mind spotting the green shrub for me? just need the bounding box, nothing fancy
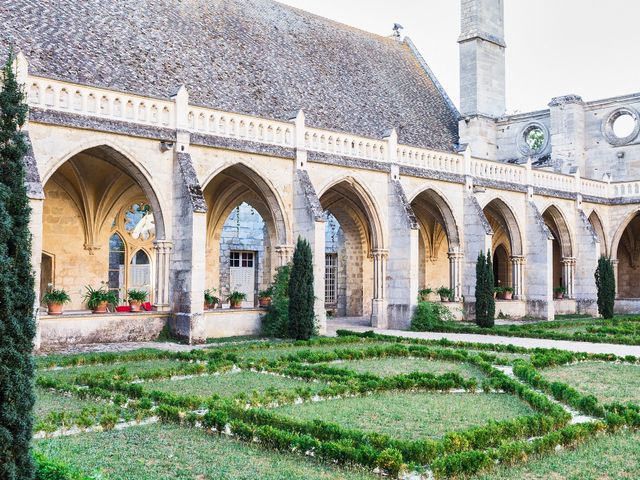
[34,452,89,480]
[410,301,455,331]
[595,256,615,319]
[288,237,315,340]
[376,448,404,477]
[261,265,291,337]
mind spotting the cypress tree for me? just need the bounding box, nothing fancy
[0,53,37,479]
[288,236,315,340]
[485,249,495,325]
[475,250,495,328]
[595,256,615,319]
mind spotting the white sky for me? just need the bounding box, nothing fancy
[278,0,640,114]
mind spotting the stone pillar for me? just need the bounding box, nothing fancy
[561,257,576,299]
[509,255,525,300]
[574,210,599,314]
[613,259,619,298]
[448,250,464,301]
[525,200,554,320]
[275,244,294,267]
[153,240,173,311]
[386,174,419,329]
[548,95,586,174]
[371,248,389,328]
[30,197,44,350]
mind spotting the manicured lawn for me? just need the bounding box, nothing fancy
[38,359,189,382]
[321,357,487,379]
[143,371,326,398]
[35,423,377,480]
[275,391,534,440]
[236,342,400,361]
[35,387,101,421]
[543,361,640,404]
[478,430,640,480]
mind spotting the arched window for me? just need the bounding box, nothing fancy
[108,233,126,300]
[130,250,151,296]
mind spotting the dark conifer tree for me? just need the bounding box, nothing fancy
[0,52,37,479]
[475,250,495,328]
[288,237,315,340]
[595,256,615,319]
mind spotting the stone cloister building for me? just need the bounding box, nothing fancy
[3,0,640,348]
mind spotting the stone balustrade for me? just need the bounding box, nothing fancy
[24,74,639,201]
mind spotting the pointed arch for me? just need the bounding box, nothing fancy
[482,197,523,256]
[409,187,460,249]
[542,205,573,257]
[587,209,607,253]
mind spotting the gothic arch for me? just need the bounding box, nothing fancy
[44,143,167,240]
[587,209,607,253]
[409,187,460,249]
[542,204,574,258]
[611,208,640,260]
[482,197,523,256]
[202,162,291,247]
[317,176,385,251]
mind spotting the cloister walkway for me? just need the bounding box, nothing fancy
[326,318,640,357]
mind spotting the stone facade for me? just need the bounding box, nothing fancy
[4,0,640,348]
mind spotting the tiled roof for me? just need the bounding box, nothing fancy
[1,0,459,150]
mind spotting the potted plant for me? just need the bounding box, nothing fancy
[502,286,514,300]
[554,286,566,300]
[127,289,148,312]
[42,288,71,315]
[83,285,118,314]
[494,286,504,299]
[204,289,220,310]
[437,286,453,302]
[418,288,433,303]
[258,287,273,308]
[227,291,247,309]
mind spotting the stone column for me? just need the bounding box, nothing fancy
[370,248,389,328]
[561,257,576,299]
[275,244,294,267]
[30,197,44,350]
[448,250,464,301]
[153,240,173,311]
[613,259,619,298]
[509,255,525,300]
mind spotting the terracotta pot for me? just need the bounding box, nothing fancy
[92,301,109,314]
[129,300,142,312]
[259,297,272,307]
[554,292,564,300]
[47,302,64,315]
[230,300,242,309]
[204,302,210,310]
[440,295,449,302]
[503,291,513,300]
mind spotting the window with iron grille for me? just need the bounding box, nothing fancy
[325,253,338,305]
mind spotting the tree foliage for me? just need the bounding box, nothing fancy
[261,265,290,338]
[475,250,495,328]
[595,256,615,319]
[0,52,37,479]
[287,237,315,340]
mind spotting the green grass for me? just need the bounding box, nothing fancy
[542,361,640,404]
[412,314,640,345]
[275,391,534,440]
[143,371,326,398]
[235,342,400,361]
[35,423,377,480]
[38,359,189,382]
[321,357,487,379]
[34,387,101,421]
[477,430,640,479]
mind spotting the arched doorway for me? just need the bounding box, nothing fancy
[542,205,574,298]
[482,199,524,299]
[319,179,383,323]
[41,146,166,311]
[203,164,290,308]
[410,188,461,300]
[613,212,640,299]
